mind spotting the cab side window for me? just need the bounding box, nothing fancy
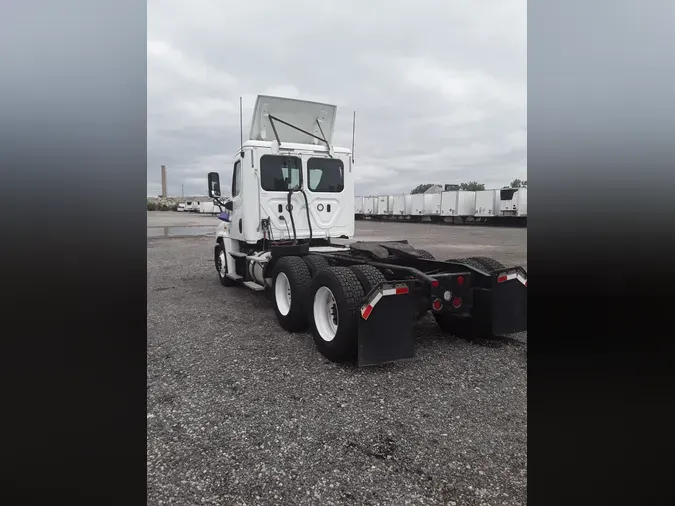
[231,161,241,197]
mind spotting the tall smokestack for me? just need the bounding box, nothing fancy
[161,165,167,197]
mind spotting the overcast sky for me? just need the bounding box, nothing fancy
[148,0,526,197]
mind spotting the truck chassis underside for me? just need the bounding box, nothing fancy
[216,237,527,366]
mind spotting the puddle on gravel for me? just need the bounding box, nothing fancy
[147,226,216,237]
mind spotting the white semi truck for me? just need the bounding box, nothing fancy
[207,95,527,366]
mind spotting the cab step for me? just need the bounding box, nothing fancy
[243,281,265,291]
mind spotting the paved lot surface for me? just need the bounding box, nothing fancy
[147,212,527,505]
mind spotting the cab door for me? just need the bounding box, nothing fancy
[229,158,244,240]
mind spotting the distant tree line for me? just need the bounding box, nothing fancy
[410,181,486,194]
[147,200,179,211]
[410,179,526,194]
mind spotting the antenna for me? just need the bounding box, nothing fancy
[239,96,243,154]
[351,110,356,163]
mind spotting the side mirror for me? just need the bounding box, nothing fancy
[208,172,221,198]
[224,201,233,211]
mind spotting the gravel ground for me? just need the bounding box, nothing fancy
[147,214,527,505]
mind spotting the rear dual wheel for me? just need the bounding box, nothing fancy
[303,254,330,276]
[271,256,312,332]
[447,256,505,273]
[272,256,391,362]
[416,249,435,260]
[308,267,365,362]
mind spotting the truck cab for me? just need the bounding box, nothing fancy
[207,95,355,291]
[215,95,353,246]
[226,141,353,244]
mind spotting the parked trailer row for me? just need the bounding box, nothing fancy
[355,189,527,222]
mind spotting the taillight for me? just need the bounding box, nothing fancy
[457,276,464,285]
[452,297,462,308]
[432,298,442,311]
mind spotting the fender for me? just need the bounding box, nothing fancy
[215,221,240,276]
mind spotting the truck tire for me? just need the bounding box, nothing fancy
[271,256,312,332]
[350,264,426,320]
[303,254,330,277]
[464,256,505,272]
[349,264,386,295]
[215,243,237,286]
[416,249,435,260]
[308,267,365,362]
[445,257,486,272]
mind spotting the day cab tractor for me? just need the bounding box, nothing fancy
[207,95,527,366]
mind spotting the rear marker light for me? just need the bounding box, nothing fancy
[431,279,440,287]
[432,299,442,311]
[457,276,464,285]
[452,297,462,308]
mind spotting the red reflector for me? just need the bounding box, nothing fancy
[362,305,373,320]
[431,279,440,287]
[432,299,442,311]
[497,275,508,283]
[395,287,409,295]
[452,297,462,308]
[457,276,464,285]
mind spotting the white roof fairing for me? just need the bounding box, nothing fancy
[249,95,338,145]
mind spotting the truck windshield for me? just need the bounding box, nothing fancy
[260,155,302,191]
[307,158,344,193]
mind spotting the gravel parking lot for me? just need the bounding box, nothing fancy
[147,212,527,505]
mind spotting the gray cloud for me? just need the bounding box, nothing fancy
[148,0,526,197]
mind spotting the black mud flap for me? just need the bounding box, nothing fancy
[357,290,417,366]
[490,269,528,335]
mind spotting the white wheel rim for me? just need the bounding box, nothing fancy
[275,272,292,316]
[313,286,339,342]
[219,251,227,277]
